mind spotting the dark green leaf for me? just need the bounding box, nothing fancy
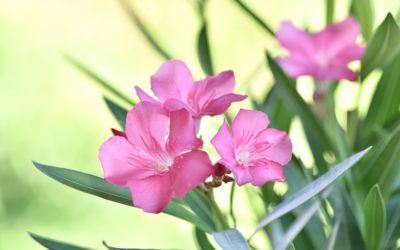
[198,23,214,75]
[104,96,129,129]
[184,189,216,231]
[195,227,216,250]
[29,233,91,250]
[213,228,250,250]
[364,185,386,250]
[263,86,292,132]
[33,162,213,233]
[360,55,400,146]
[361,13,400,79]
[382,195,400,249]
[103,241,160,250]
[254,147,371,234]
[233,0,275,36]
[361,123,400,198]
[65,55,135,106]
[117,0,171,59]
[350,0,374,39]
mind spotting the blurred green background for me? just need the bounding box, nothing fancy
[0,0,399,249]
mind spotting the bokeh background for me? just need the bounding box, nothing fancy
[1,0,399,249]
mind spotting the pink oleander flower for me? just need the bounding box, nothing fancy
[276,17,365,81]
[99,102,214,213]
[211,109,292,186]
[135,60,247,125]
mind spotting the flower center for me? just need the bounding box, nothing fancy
[157,156,173,172]
[315,52,329,69]
[236,149,252,166]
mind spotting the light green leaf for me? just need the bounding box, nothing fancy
[195,227,216,250]
[253,147,371,235]
[198,23,214,76]
[382,195,400,249]
[361,123,400,198]
[266,54,334,167]
[103,241,160,250]
[274,201,320,250]
[213,228,250,250]
[65,55,135,106]
[29,233,91,250]
[104,96,129,129]
[117,0,171,59]
[361,13,400,79]
[326,0,335,25]
[360,55,400,146]
[363,185,386,250]
[184,189,216,231]
[350,0,374,39]
[33,162,213,233]
[233,0,275,36]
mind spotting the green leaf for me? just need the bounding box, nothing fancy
[361,123,400,198]
[213,228,250,250]
[65,55,135,106]
[266,54,334,166]
[350,0,374,39]
[29,233,91,250]
[382,195,400,249]
[361,13,400,79]
[274,201,320,250]
[326,0,335,25]
[325,219,340,250]
[253,147,371,235]
[184,189,216,231]
[262,85,292,132]
[117,0,171,59]
[195,227,216,250]
[363,185,386,250]
[103,241,159,250]
[32,162,213,233]
[233,0,275,36]
[104,96,129,129]
[360,55,400,146]
[198,23,214,75]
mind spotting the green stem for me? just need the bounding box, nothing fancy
[205,190,230,230]
[229,182,237,227]
[326,0,335,25]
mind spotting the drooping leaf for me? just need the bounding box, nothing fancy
[32,162,213,233]
[103,96,129,129]
[363,185,386,250]
[361,123,400,198]
[213,228,250,250]
[360,55,400,147]
[65,55,135,106]
[184,189,216,231]
[29,233,91,250]
[198,23,214,75]
[350,0,374,39]
[195,227,216,250]
[361,13,400,79]
[266,54,334,167]
[233,0,275,36]
[253,147,371,235]
[117,0,171,59]
[274,201,320,250]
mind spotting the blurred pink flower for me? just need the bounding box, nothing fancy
[99,102,213,213]
[276,17,365,81]
[211,109,292,186]
[135,60,247,123]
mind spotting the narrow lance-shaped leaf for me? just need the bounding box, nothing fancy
[350,0,374,39]
[274,201,321,250]
[361,13,400,79]
[117,0,171,59]
[195,227,216,250]
[183,189,216,231]
[233,0,275,36]
[29,233,91,250]
[198,23,214,76]
[363,185,386,250]
[326,0,335,25]
[213,228,250,250]
[32,162,213,233]
[65,55,135,106]
[253,147,371,235]
[103,96,129,129]
[325,218,340,250]
[382,195,400,249]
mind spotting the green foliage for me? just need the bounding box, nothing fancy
[350,0,374,39]
[213,228,250,250]
[30,233,91,250]
[103,96,129,129]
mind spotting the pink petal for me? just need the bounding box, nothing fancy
[276,57,315,79]
[326,66,358,81]
[211,120,236,164]
[201,71,236,97]
[150,60,194,102]
[232,109,270,137]
[231,166,252,186]
[202,93,247,116]
[125,102,168,151]
[276,21,314,59]
[134,86,159,104]
[163,98,193,114]
[127,174,173,213]
[167,109,203,156]
[249,161,285,186]
[259,128,292,165]
[331,45,365,66]
[172,150,213,197]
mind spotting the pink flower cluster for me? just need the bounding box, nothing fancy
[99,60,292,213]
